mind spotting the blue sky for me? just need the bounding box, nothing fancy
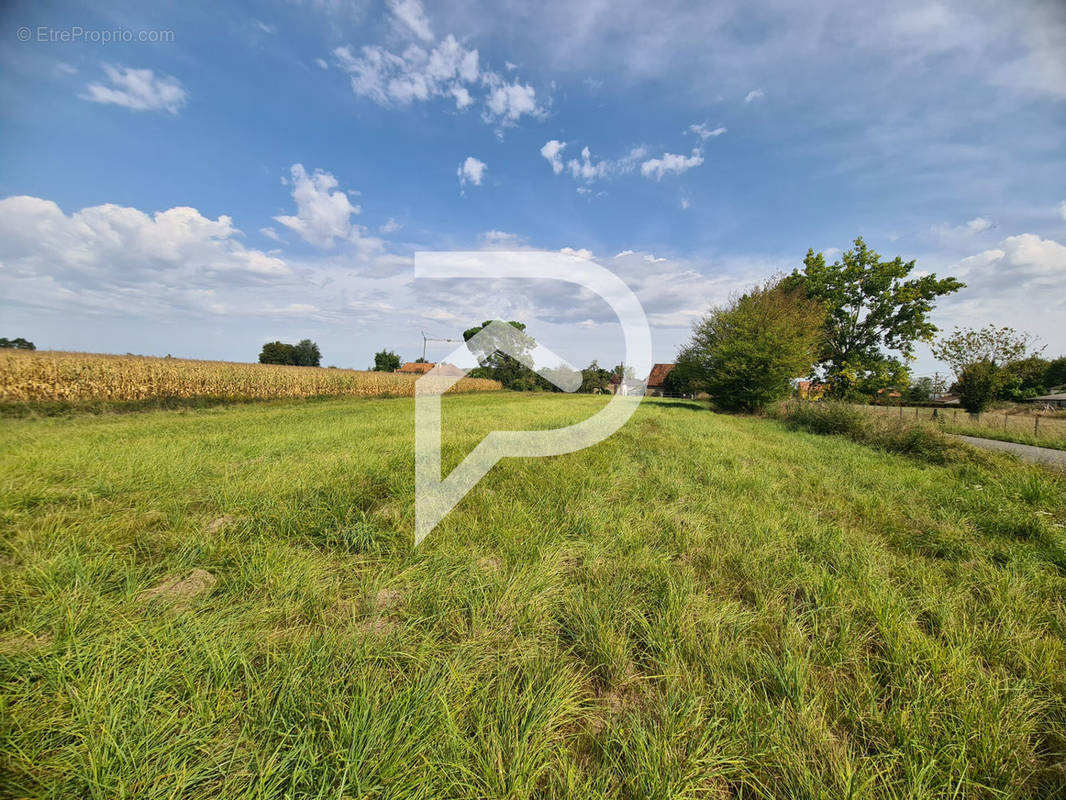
[1,0,1064,376]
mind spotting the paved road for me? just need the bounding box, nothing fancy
[952,435,1066,469]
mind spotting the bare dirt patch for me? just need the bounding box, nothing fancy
[140,569,217,611]
[205,516,234,533]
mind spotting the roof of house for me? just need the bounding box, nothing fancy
[396,362,434,374]
[1029,393,1066,401]
[646,363,675,387]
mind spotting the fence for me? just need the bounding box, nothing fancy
[855,403,1066,448]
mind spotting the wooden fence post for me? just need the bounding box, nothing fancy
[1034,416,1040,437]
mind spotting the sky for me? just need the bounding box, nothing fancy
[1,0,1064,377]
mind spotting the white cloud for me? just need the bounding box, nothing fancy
[482,74,544,125]
[0,195,291,318]
[540,140,567,174]
[743,88,765,103]
[273,164,361,248]
[932,216,994,240]
[640,149,704,180]
[680,197,691,210]
[457,156,487,187]
[688,122,726,139]
[567,146,610,182]
[80,65,188,114]
[379,217,402,234]
[260,226,282,242]
[1059,200,1066,221]
[480,229,523,246]
[387,0,434,42]
[560,246,594,259]
[315,57,329,70]
[55,62,78,76]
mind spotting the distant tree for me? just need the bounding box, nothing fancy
[906,376,935,403]
[462,320,541,390]
[372,350,401,372]
[784,237,964,399]
[957,360,1004,414]
[414,357,428,363]
[663,357,701,395]
[679,279,825,412]
[932,325,1042,380]
[998,355,1050,400]
[579,360,612,393]
[0,337,35,350]
[292,339,322,367]
[1046,357,1066,390]
[259,341,296,365]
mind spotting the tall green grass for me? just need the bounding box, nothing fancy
[2,394,1065,798]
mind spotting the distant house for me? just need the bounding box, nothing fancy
[645,363,675,397]
[931,393,961,406]
[874,388,902,404]
[1026,392,1066,410]
[396,362,434,374]
[795,380,825,400]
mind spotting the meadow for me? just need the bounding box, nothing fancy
[2,393,1066,799]
[0,350,499,410]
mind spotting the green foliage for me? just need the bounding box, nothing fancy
[905,376,935,403]
[678,279,825,412]
[372,349,402,372]
[932,325,1042,379]
[999,355,1051,400]
[0,337,36,350]
[462,320,547,390]
[1046,356,1066,390]
[956,360,1003,413]
[258,340,296,365]
[259,339,321,366]
[292,338,322,367]
[786,237,964,398]
[578,360,612,393]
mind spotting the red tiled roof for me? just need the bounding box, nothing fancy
[397,362,434,374]
[646,363,675,388]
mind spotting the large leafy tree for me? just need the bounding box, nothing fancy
[578,360,612,393]
[932,325,1042,379]
[292,339,322,367]
[371,349,401,372]
[785,237,964,398]
[0,337,36,350]
[258,341,296,365]
[462,320,545,390]
[677,279,825,412]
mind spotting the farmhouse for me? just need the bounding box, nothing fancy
[645,363,676,397]
[396,362,434,374]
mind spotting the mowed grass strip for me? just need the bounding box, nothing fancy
[1,393,1065,799]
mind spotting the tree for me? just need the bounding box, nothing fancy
[462,320,541,390]
[999,355,1050,400]
[372,350,401,372]
[906,376,935,403]
[932,325,1042,380]
[293,339,322,367]
[0,337,35,350]
[957,360,1004,414]
[579,360,612,393]
[785,237,964,399]
[678,279,825,412]
[259,341,296,365]
[1046,357,1066,390]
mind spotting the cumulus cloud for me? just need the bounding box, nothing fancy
[0,194,291,318]
[379,217,402,233]
[273,164,361,248]
[387,0,433,42]
[688,122,726,139]
[540,140,566,174]
[567,146,610,182]
[932,216,994,240]
[1059,200,1066,221]
[743,88,765,103]
[457,156,487,187]
[332,12,546,127]
[640,149,704,180]
[80,65,188,114]
[260,226,283,242]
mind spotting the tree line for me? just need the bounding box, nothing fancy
[258,339,321,367]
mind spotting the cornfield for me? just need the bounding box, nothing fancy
[0,350,501,403]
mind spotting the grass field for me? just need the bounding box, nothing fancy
[856,403,1066,452]
[2,393,1066,798]
[0,350,500,410]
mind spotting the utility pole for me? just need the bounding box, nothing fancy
[421,330,462,361]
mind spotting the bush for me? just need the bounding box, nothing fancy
[781,401,865,437]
